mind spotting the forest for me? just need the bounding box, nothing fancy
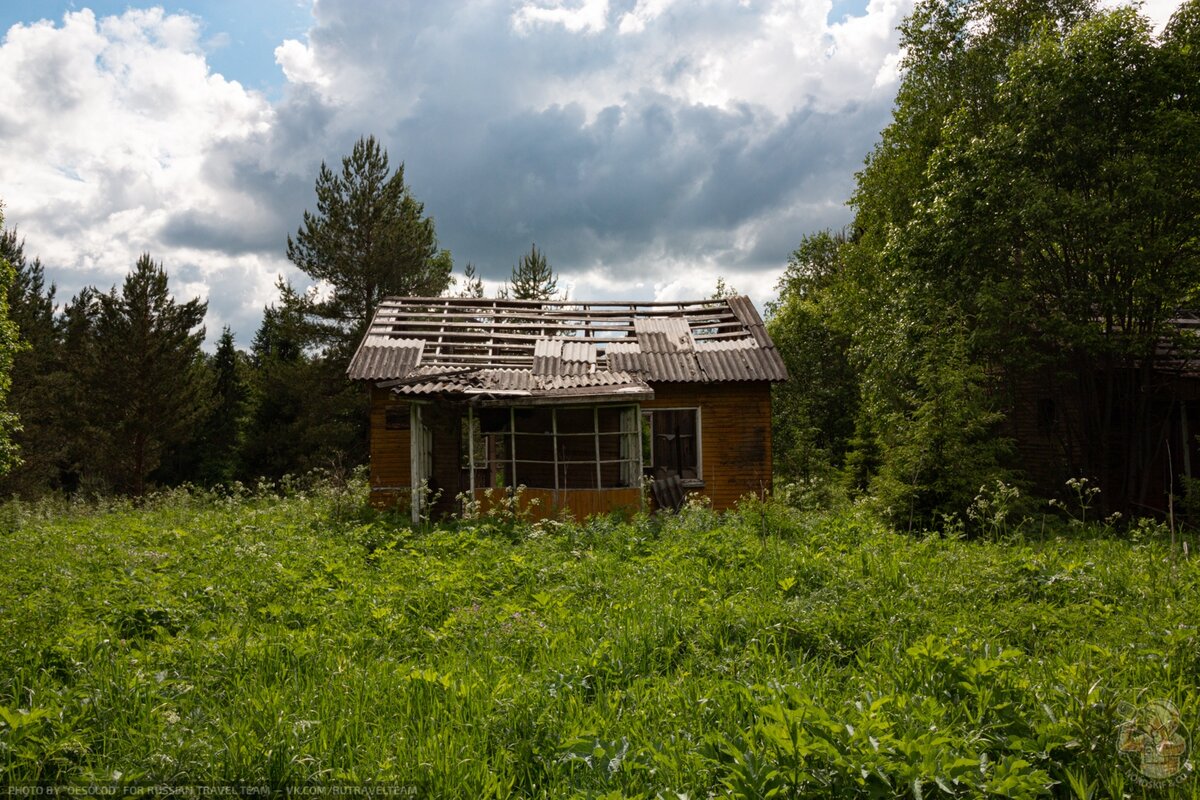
[0,0,1196,530]
[1,0,1199,794]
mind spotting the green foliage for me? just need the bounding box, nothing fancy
[832,0,1106,527]
[0,224,57,493]
[2,493,1199,795]
[262,134,454,486]
[774,0,1200,524]
[505,243,558,301]
[241,301,366,482]
[86,255,211,495]
[457,262,485,298]
[711,276,738,299]
[902,3,1200,507]
[867,320,1016,530]
[767,231,858,488]
[182,327,250,486]
[0,210,23,477]
[286,134,452,346]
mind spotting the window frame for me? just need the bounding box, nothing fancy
[642,406,703,483]
[463,402,644,491]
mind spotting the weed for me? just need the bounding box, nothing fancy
[0,487,1197,797]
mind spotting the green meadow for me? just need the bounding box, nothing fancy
[1,482,1198,798]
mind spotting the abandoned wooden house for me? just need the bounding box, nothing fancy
[347,296,788,522]
[1004,312,1200,517]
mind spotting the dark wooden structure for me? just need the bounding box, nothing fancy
[348,296,788,522]
[1003,312,1200,516]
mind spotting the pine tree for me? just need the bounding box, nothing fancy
[457,263,485,298]
[507,244,558,301]
[286,135,453,349]
[91,255,211,495]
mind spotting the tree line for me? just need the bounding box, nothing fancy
[768,0,1200,527]
[4,0,1193,517]
[0,136,563,497]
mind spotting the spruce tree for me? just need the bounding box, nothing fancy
[241,302,365,482]
[91,255,211,495]
[57,288,101,494]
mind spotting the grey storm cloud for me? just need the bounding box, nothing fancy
[391,92,891,281]
[0,0,912,344]
[258,0,906,294]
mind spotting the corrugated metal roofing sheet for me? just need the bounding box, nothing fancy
[348,295,789,389]
[634,317,695,353]
[393,368,650,399]
[608,350,705,382]
[695,347,788,382]
[346,339,424,381]
[532,337,598,377]
[726,295,773,348]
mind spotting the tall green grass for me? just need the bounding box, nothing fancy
[0,484,1197,797]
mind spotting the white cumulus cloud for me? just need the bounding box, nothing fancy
[0,8,291,340]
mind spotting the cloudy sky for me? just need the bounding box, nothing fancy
[0,0,1182,346]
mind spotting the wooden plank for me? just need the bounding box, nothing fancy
[470,487,640,521]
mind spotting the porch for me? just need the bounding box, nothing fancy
[409,400,647,523]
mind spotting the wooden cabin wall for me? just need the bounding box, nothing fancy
[644,382,772,511]
[371,382,776,516]
[369,387,410,509]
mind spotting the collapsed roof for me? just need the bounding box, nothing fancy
[348,296,788,401]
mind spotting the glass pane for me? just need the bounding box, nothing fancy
[647,409,698,480]
[560,463,597,489]
[513,408,554,434]
[555,407,594,433]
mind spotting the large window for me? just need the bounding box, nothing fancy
[642,408,700,482]
[461,404,642,490]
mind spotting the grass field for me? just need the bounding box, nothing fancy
[1,482,1198,797]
